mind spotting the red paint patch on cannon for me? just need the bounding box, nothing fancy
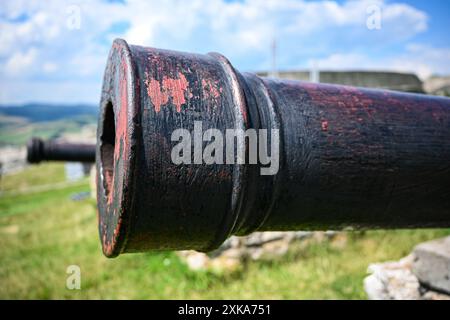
[146,78,168,112]
[107,56,129,208]
[145,73,189,112]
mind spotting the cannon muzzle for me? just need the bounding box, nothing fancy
[27,137,96,164]
[95,39,450,257]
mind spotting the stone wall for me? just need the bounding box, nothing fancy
[257,70,424,93]
[423,75,450,96]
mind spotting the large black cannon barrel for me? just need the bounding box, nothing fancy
[27,137,96,164]
[97,39,450,257]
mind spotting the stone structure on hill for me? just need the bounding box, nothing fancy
[257,70,424,93]
[423,75,450,97]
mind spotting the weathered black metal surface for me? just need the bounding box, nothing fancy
[27,137,95,163]
[97,38,450,257]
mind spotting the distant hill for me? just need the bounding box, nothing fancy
[0,104,98,147]
[0,104,98,122]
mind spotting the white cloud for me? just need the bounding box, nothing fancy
[382,3,428,33]
[4,48,38,75]
[42,62,57,73]
[390,44,450,79]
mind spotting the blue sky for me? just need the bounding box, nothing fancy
[0,0,449,104]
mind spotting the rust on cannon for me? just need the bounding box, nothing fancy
[96,38,450,258]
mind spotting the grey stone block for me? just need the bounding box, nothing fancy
[364,254,450,300]
[412,236,450,294]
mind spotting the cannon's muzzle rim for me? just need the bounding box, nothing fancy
[96,38,139,258]
[26,137,44,164]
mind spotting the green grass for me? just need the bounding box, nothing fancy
[0,163,449,299]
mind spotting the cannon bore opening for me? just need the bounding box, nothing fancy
[101,101,115,199]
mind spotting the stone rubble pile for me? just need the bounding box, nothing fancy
[177,230,339,272]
